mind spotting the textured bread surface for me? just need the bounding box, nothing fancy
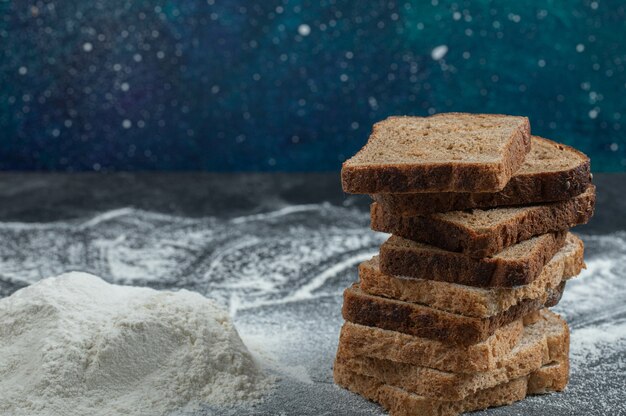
[341,113,531,194]
[373,136,592,215]
[379,232,567,287]
[371,185,595,258]
[527,360,570,394]
[342,283,565,345]
[363,233,584,317]
[335,310,568,400]
[337,319,525,373]
[333,358,569,416]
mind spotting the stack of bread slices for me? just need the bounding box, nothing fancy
[335,113,595,416]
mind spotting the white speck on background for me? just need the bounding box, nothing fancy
[297,24,311,36]
[368,96,378,110]
[431,45,448,60]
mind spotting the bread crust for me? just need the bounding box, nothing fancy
[372,136,592,215]
[341,114,531,194]
[335,310,568,400]
[379,232,567,288]
[333,311,570,416]
[334,366,526,416]
[371,185,595,258]
[333,360,569,416]
[338,320,525,373]
[341,283,565,346]
[363,233,584,316]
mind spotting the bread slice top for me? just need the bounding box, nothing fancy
[362,233,584,317]
[347,114,528,165]
[342,113,531,193]
[371,136,592,216]
[519,135,590,174]
[335,310,568,400]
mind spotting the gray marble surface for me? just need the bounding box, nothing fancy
[0,173,624,416]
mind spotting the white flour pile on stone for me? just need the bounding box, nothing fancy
[0,273,272,416]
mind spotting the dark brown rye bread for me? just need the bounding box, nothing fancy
[341,113,531,194]
[341,283,565,345]
[379,232,567,287]
[372,136,592,215]
[371,185,595,258]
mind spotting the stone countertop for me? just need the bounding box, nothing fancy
[0,173,624,415]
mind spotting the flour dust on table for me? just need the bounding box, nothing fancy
[0,205,382,311]
[0,205,623,415]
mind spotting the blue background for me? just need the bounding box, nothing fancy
[1,1,625,172]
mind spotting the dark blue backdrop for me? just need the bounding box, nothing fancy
[1,1,624,171]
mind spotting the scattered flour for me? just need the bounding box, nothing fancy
[0,272,272,416]
[570,321,626,366]
[1,207,624,414]
[554,233,626,372]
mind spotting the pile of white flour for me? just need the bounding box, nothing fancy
[0,273,271,416]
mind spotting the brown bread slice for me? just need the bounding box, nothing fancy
[341,113,531,194]
[371,185,595,258]
[337,312,549,375]
[379,232,567,287]
[363,233,584,317]
[333,357,569,416]
[335,310,568,400]
[338,319,524,374]
[372,136,592,215]
[341,283,565,345]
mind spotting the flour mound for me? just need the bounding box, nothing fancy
[0,272,271,416]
